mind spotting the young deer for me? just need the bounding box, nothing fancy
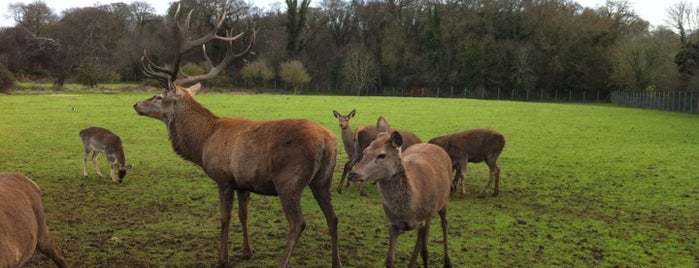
[79,126,132,183]
[347,118,452,268]
[0,173,67,268]
[134,4,340,267]
[428,129,505,198]
[334,113,422,196]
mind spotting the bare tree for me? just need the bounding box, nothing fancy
[341,44,377,95]
[8,2,57,34]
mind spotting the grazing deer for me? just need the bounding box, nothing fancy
[0,173,67,268]
[428,129,505,198]
[336,115,422,196]
[347,118,452,268]
[134,4,340,268]
[79,126,133,183]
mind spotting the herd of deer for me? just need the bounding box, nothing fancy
[0,4,506,268]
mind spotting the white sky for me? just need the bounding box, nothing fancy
[0,0,689,28]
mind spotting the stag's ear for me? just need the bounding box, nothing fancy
[332,110,340,118]
[390,131,403,148]
[184,83,202,96]
[349,109,356,118]
[376,116,390,134]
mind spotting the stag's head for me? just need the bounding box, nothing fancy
[332,109,356,130]
[134,3,254,121]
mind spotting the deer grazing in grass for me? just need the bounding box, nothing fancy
[333,112,422,196]
[0,173,67,268]
[133,4,340,267]
[347,117,452,268]
[428,129,505,198]
[79,126,133,183]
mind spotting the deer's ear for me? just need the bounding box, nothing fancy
[349,109,356,118]
[332,110,340,118]
[390,131,403,148]
[185,83,202,96]
[376,116,390,134]
[126,164,133,169]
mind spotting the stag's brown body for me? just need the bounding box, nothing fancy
[428,129,505,197]
[347,118,452,268]
[337,117,422,196]
[0,173,67,268]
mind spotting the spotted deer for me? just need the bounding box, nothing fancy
[79,126,132,183]
[0,173,67,268]
[347,117,452,268]
[133,4,340,267]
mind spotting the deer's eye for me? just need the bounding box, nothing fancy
[377,154,386,159]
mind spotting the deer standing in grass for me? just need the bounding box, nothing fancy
[428,129,505,198]
[80,126,133,183]
[347,117,452,268]
[0,173,67,268]
[133,4,340,267]
[333,111,422,196]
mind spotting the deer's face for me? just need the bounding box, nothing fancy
[332,109,355,130]
[347,132,403,184]
[112,163,133,183]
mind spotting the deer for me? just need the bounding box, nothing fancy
[79,126,133,183]
[428,129,505,198]
[133,4,340,268]
[0,173,68,268]
[346,117,452,268]
[335,114,422,196]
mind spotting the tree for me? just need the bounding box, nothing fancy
[285,0,311,58]
[8,2,57,34]
[341,45,377,95]
[240,60,274,87]
[279,60,310,93]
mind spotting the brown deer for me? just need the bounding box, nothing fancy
[428,129,505,198]
[337,116,422,195]
[0,173,67,268]
[79,126,133,183]
[347,118,452,268]
[133,4,340,268]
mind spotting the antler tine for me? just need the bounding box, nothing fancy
[176,30,256,86]
[141,51,175,87]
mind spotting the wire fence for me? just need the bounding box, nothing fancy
[610,91,699,114]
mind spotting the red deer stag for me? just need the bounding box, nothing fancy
[336,115,422,196]
[428,129,505,198]
[79,126,133,183]
[0,173,67,268]
[347,118,452,268]
[133,4,340,268]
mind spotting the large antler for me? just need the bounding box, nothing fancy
[142,3,256,87]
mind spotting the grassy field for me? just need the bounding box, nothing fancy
[1,90,697,267]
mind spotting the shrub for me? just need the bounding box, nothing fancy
[0,64,16,93]
[240,60,274,87]
[279,60,310,94]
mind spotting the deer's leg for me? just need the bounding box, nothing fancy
[484,155,501,197]
[278,193,306,268]
[91,151,103,177]
[37,227,68,268]
[83,149,90,177]
[107,157,117,182]
[439,208,451,268]
[337,159,352,194]
[408,222,429,268]
[215,181,235,268]
[237,190,253,259]
[309,176,341,268]
[386,225,400,268]
[456,160,468,197]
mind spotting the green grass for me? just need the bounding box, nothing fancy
[1,91,697,267]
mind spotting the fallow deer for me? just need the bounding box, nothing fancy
[336,115,422,196]
[133,4,340,267]
[428,129,505,198]
[347,117,452,268]
[79,126,133,183]
[0,173,67,268]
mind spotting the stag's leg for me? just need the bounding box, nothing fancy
[309,177,341,267]
[237,190,253,259]
[91,151,103,177]
[439,208,452,268]
[215,181,235,268]
[37,227,68,268]
[386,225,400,268]
[278,192,306,268]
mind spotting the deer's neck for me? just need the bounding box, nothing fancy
[377,165,413,211]
[167,99,218,166]
[340,126,355,156]
[114,143,126,165]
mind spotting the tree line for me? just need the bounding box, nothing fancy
[1,0,698,99]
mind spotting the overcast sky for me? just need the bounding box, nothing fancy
[0,0,686,28]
